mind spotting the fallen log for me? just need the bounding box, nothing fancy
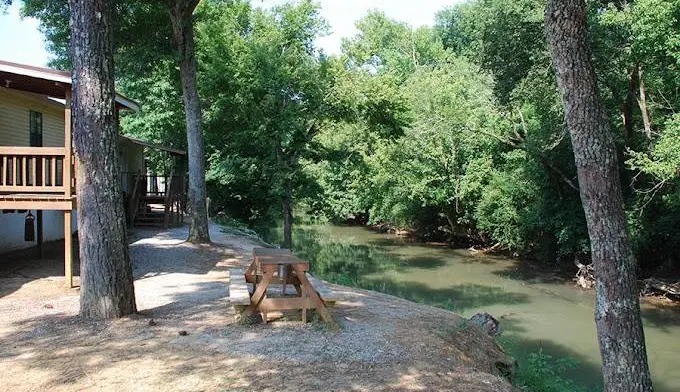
[574,260,595,290]
[640,278,680,299]
[469,242,503,255]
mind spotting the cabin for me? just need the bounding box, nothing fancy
[0,60,186,288]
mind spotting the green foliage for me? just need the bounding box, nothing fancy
[435,0,546,104]
[27,0,680,269]
[628,114,680,182]
[366,57,500,231]
[475,153,536,251]
[342,10,448,79]
[197,0,331,225]
[513,350,588,392]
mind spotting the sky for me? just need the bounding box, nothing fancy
[0,3,52,66]
[0,0,463,67]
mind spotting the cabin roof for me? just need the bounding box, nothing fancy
[0,60,140,111]
[120,135,186,156]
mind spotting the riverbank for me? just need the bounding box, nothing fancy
[369,221,680,306]
[0,223,517,391]
[260,224,680,392]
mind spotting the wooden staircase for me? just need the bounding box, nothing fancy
[133,206,167,227]
[128,173,185,228]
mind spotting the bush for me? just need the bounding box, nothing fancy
[513,350,589,392]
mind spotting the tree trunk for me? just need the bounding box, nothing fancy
[282,179,293,249]
[622,66,638,143]
[275,139,293,249]
[170,0,210,244]
[70,0,136,319]
[637,67,653,146]
[545,1,653,391]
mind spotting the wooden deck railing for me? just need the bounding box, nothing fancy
[143,174,185,197]
[0,147,73,194]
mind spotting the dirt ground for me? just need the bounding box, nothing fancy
[0,224,516,392]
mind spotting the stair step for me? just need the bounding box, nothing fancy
[134,222,166,227]
[135,218,164,222]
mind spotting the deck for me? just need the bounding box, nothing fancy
[0,193,76,210]
[0,145,75,211]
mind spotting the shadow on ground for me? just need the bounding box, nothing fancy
[0,309,513,391]
[0,238,81,298]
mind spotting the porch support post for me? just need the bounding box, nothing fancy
[37,210,43,258]
[64,89,73,198]
[64,86,74,289]
[64,210,73,288]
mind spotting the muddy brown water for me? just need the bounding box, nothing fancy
[273,225,680,391]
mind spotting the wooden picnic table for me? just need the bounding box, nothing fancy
[242,247,336,325]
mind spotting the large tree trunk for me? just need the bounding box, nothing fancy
[545,1,653,391]
[70,0,136,319]
[170,0,210,244]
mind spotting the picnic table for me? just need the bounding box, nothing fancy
[240,247,336,325]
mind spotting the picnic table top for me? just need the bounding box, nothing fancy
[256,255,307,265]
[252,247,305,265]
[253,248,292,255]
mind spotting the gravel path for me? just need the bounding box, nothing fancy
[0,223,516,391]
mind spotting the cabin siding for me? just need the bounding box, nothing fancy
[0,87,65,147]
[0,210,77,253]
[0,87,147,254]
[119,140,145,193]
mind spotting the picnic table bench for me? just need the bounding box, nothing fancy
[228,248,341,326]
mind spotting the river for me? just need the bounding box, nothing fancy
[268,224,680,391]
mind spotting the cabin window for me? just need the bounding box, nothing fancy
[29,111,44,186]
[29,111,43,147]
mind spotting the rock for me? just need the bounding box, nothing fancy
[494,359,518,382]
[468,312,503,337]
[148,319,157,326]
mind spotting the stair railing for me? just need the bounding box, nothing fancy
[163,170,175,228]
[128,172,142,227]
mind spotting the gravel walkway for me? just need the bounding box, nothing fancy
[0,223,516,391]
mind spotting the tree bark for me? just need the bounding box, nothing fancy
[276,141,293,249]
[622,66,638,143]
[170,0,210,244]
[70,0,136,319]
[545,1,653,391]
[282,179,293,249]
[637,67,653,146]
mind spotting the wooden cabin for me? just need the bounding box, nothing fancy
[0,60,186,288]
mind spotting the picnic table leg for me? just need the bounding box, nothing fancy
[292,265,337,328]
[302,288,308,323]
[246,260,258,292]
[245,260,256,276]
[242,269,274,321]
[290,274,304,320]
